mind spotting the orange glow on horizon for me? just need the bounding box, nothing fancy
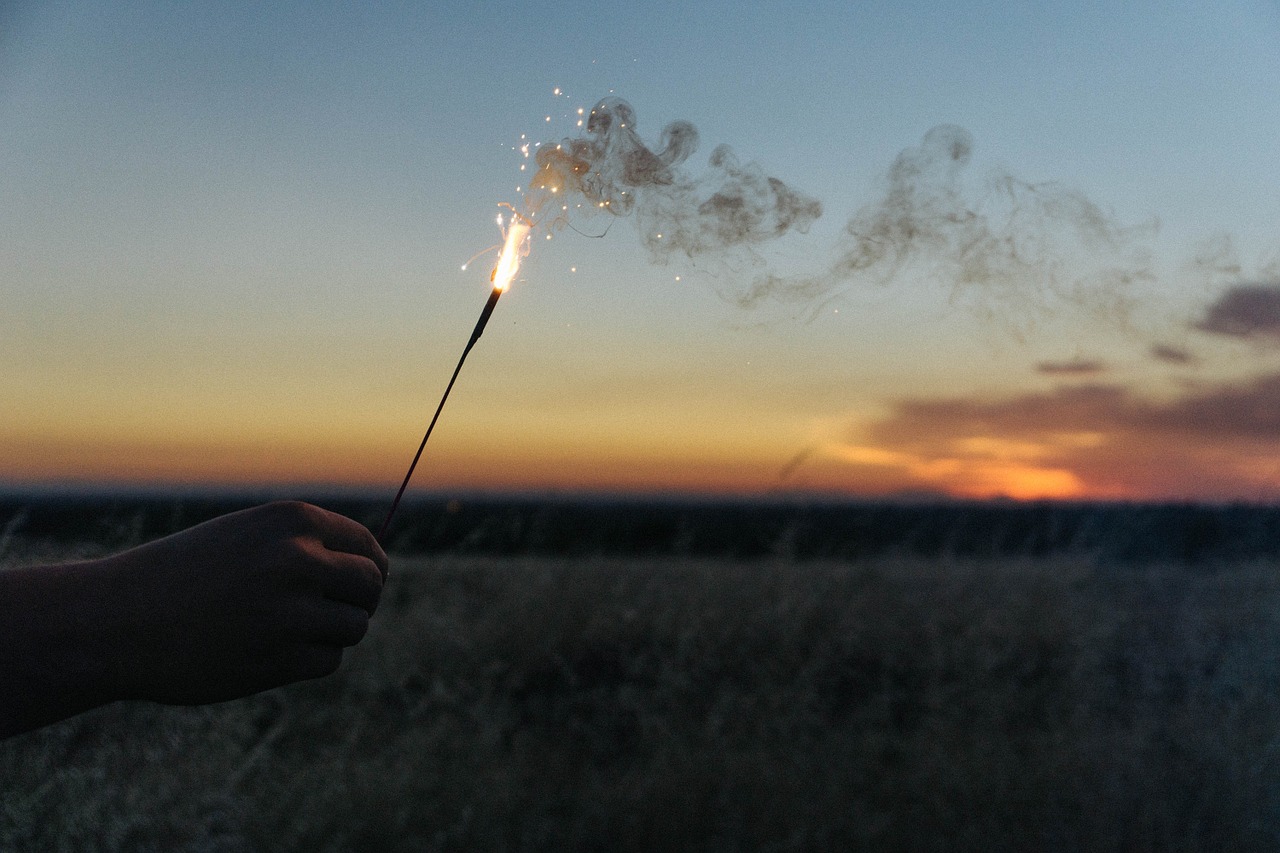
[947,464,1085,501]
[3,420,1271,504]
[829,441,1087,500]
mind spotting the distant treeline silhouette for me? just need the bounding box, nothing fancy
[5,493,1280,564]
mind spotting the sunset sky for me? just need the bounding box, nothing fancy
[4,1,1280,501]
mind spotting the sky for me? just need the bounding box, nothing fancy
[3,1,1280,501]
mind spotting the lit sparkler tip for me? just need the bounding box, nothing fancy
[490,212,532,293]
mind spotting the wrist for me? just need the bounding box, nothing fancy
[83,552,148,701]
[0,556,134,737]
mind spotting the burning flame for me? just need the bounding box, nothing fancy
[490,208,532,292]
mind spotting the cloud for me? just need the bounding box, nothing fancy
[1194,282,1280,340]
[1149,344,1197,366]
[1035,358,1107,377]
[1139,373,1280,439]
[835,374,1280,500]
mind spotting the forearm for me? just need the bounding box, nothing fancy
[0,558,130,739]
[0,501,387,738]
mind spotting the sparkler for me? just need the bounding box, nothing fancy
[374,94,819,542]
[377,213,531,544]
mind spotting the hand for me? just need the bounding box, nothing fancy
[100,501,388,705]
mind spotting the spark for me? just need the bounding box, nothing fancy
[491,208,532,293]
[460,244,499,273]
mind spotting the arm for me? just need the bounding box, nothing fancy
[0,501,388,739]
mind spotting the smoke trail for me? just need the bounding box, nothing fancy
[1188,234,1243,282]
[524,100,1167,335]
[526,97,822,258]
[736,125,1158,332]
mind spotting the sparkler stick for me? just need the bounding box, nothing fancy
[376,286,500,543]
[376,214,531,545]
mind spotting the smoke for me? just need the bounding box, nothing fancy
[525,99,1186,338]
[1188,234,1243,282]
[527,97,822,259]
[736,125,1157,332]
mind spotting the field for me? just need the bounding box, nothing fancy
[4,495,1280,850]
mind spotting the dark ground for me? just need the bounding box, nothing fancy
[4,493,1280,851]
[5,491,1280,564]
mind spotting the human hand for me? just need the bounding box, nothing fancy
[100,501,388,705]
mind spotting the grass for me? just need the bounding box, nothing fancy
[5,539,1280,850]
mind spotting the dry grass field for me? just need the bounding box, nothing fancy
[4,500,1280,850]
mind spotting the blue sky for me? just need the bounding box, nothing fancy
[4,1,1280,498]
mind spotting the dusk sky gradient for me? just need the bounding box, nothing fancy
[4,1,1280,500]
